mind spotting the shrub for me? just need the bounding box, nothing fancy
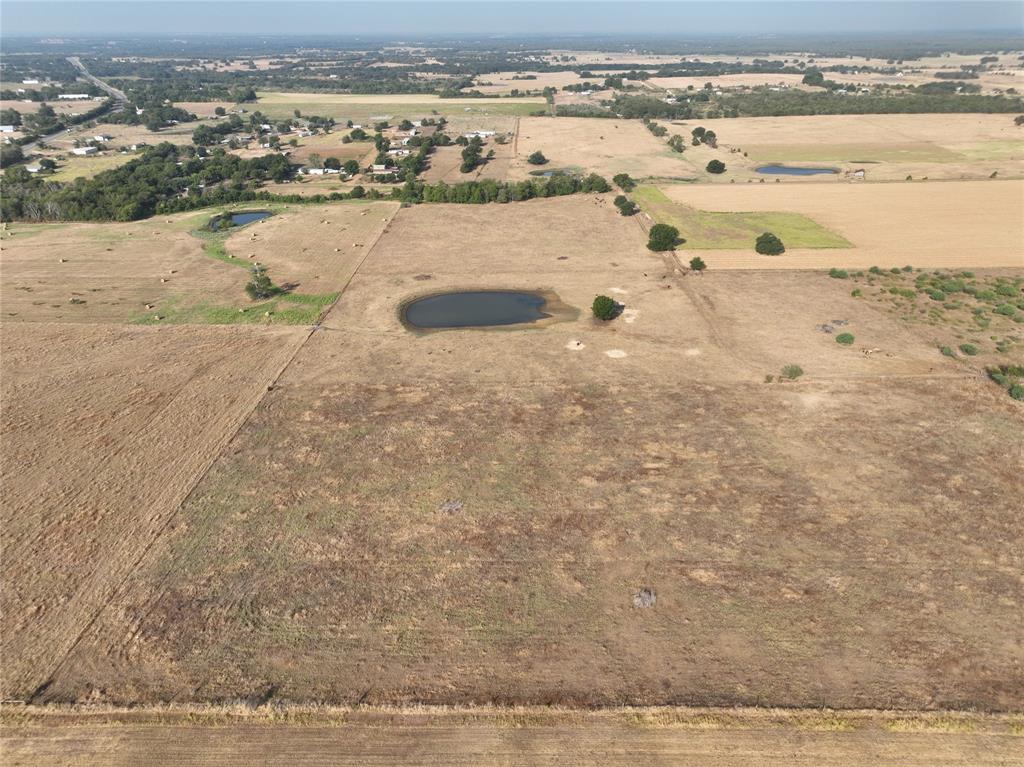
[927,289,946,301]
[527,150,548,165]
[829,268,849,279]
[781,364,804,380]
[995,283,1018,297]
[995,303,1016,316]
[647,223,681,251]
[1011,384,1024,401]
[869,266,883,275]
[612,173,636,191]
[940,345,956,357]
[851,288,862,297]
[592,294,618,321]
[755,232,785,255]
[835,333,855,345]
[689,256,707,273]
[705,159,726,174]
[959,343,979,356]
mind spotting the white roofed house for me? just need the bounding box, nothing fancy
[72,146,98,155]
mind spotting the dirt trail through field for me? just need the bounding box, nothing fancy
[3,707,1021,767]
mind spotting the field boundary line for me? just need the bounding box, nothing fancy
[26,205,404,703]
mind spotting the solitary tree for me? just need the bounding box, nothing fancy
[527,150,548,165]
[214,106,226,117]
[647,223,681,251]
[245,263,274,300]
[755,232,785,255]
[706,159,726,174]
[592,294,618,321]
[689,256,707,274]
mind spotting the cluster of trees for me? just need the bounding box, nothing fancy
[691,126,717,147]
[667,135,686,153]
[192,115,245,145]
[610,94,693,120]
[397,173,610,204]
[613,173,635,191]
[717,89,1023,117]
[104,104,196,131]
[613,195,638,216]
[460,136,490,173]
[2,142,293,221]
[645,120,668,137]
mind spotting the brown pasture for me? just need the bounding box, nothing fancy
[656,179,1024,269]
[0,322,307,700]
[17,196,1020,713]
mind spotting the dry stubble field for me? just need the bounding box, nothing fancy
[7,196,1018,715]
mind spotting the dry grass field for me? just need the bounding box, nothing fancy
[653,179,1024,269]
[696,113,1024,181]
[0,215,236,323]
[253,91,546,122]
[0,322,308,701]
[510,116,695,179]
[644,73,810,91]
[469,70,586,95]
[3,705,1022,766]
[11,196,1018,714]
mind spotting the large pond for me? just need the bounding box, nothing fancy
[210,210,272,230]
[756,165,839,176]
[403,290,551,329]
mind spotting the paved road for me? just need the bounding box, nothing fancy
[67,56,127,102]
[18,59,126,154]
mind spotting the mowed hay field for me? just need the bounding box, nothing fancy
[0,215,238,323]
[652,179,1024,269]
[0,322,308,700]
[510,116,695,180]
[31,197,1024,711]
[702,113,1024,180]
[253,91,546,122]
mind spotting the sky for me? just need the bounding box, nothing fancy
[1,1,1022,38]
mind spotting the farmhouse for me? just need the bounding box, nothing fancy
[300,167,339,175]
[463,130,496,139]
[71,146,98,156]
[0,125,16,133]
[58,94,91,100]
[93,134,113,142]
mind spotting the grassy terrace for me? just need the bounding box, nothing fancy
[634,185,852,249]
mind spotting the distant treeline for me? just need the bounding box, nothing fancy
[715,90,1024,117]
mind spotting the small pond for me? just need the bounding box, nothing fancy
[210,210,272,230]
[403,290,551,329]
[755,165,839,176]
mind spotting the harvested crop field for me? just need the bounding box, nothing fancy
[698,113,1024,180]
[254,91,546,122]
[0,322,308,700]
[510,116,694,180]
[21,197,1023,712]
[653,179,1024,269]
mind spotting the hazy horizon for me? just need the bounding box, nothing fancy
[2,1,1022,39]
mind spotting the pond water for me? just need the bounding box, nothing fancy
[403,291,550,329]
[211,211,272,230]
[755,165,839,176]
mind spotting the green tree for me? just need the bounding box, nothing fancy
[612,173,635,191]
[0,108,22,127]
[214,106,227,116]
[705,159,726,174]
[755,232,785,255]
[647,223,681,251]
[245,263,274,300]
[592,294,618,321]
[343,159,360,175]
[323,157,341,170]
[527,150,548,165]
[307,152,322,168]
[689,256,707,274]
